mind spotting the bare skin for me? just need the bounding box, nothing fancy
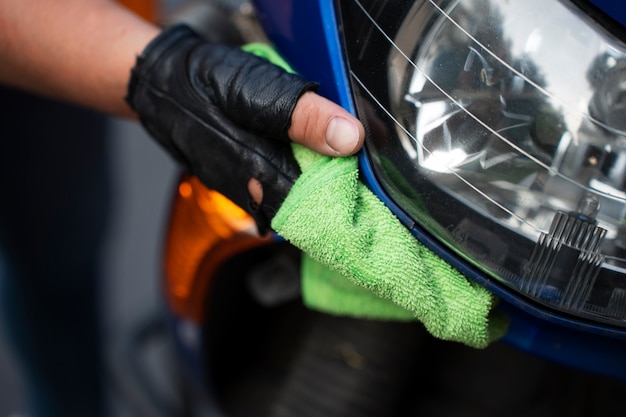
[0,0,365,203]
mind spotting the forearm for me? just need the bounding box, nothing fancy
[0,0,159,118]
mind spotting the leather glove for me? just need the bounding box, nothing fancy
[126,24,317,231]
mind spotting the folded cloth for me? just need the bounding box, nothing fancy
[301,254,417,321]
[243,43,508,348]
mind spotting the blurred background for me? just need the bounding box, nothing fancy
[0,1,246,415]
[0,115,179,417]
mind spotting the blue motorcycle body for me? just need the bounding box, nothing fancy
[252,0,626,381]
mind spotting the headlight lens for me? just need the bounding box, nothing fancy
[339,0,626,328]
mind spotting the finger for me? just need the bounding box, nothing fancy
[248,178,263,206]
[288,91,365,156]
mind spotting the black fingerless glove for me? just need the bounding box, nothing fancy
[126,24,318,231]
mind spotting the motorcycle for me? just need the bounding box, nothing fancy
[112,0,626,415]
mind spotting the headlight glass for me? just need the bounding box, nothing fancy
[339,0,626,328]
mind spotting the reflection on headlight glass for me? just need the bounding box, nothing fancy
[343,0,626,326]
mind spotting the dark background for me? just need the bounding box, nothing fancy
[0,116,178,417]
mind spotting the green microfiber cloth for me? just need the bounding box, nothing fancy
[243,43,508,349]
[300,253,417,321]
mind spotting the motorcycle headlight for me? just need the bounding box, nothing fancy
[338,0,626,329]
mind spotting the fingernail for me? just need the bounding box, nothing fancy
[325,117,360,155]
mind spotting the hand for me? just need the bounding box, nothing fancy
[126,24,363,232]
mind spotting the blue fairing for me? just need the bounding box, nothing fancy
[590,0,626,29]
[252,0,626,380]
[251,1,354,111]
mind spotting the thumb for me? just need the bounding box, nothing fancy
[288,91,365,156]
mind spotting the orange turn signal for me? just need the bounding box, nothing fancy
[163,176,271,322]
[116,0,158,22]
